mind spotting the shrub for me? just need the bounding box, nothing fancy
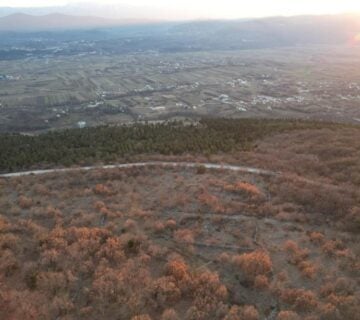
[124,219,137,230]
[277,311,301,320]
[174,229,194,244]
[308,231,325,245]
[161,308,179,320]
[318,303,337,319]
[94,201,106,211]
[321,240,345,256]
[51,296,75,317]
[242,305,259,320]
[93,184,112,196]
[224,181,262,198]
[345,207,360,231]
[298,261,317,279]
[0,249,18,276]
[185,306,206,320]
[223,306,242,320]
[34,183,51,196]
[36,271,68,296]
[165,259,189,281]
[0,217,9,232]
[198,191,225,213]
[224,305,259,320]
[153,221,165,233]
[24,268,38,290]
[0,233,19,251]
[218,252,231,264]
[254,275,270,289]
[149,277,181,307]
[232,250,272,280]
[190,270,228,316]
[131,315,152,320]
[284,240,309,264]
[280,288,318,311]
[165,219,177,229]
[18,195,33,209]
[196,165,207,175]
[96,237,125,264]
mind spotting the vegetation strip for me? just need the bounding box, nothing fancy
[0,118,350,173]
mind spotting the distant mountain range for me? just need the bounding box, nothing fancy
[172,14,360,45]
[0,4,144,18]
[0,3,194,21]
[0,13,154,31]
[0,11,359,51]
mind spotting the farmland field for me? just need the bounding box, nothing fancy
[1,45,360,133]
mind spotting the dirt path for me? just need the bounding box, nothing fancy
[0,162,278,178]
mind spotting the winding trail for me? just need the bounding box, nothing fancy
[0,162,341,195]
[0,162,278,178]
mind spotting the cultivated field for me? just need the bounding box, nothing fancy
[1,45,360,132]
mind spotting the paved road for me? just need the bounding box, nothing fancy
[0,162,277,178]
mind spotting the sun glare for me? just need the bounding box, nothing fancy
[352,33,360,45]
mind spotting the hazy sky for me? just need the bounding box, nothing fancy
[2,0,360,19]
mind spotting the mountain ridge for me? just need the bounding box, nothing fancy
[0,12,156,31]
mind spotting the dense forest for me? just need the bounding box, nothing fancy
[0,118,350,173]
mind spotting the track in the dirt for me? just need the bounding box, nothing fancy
[0,162,278,178]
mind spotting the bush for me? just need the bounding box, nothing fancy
[298,261,317,279]
[321,240,345,256]
[284,240,309,264]
[18,196,33,209]
[149,277,181,307]
[153,221,165,233]
[0,249,18,276]
[196,165,207,175]
[308,232,325,245]
[224,181,262,198]
[224,305,259,320]
[277,311,301,320]
[174,229,195,244]
[280,288,318,311]
[165,219,177,229]
[165,259,189,281]
[232,250,272,280]
[254,275,270,289]
[93,184,112,196]
[131,315,152,320]
[242,305,259,320]
[161,309,179,320]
